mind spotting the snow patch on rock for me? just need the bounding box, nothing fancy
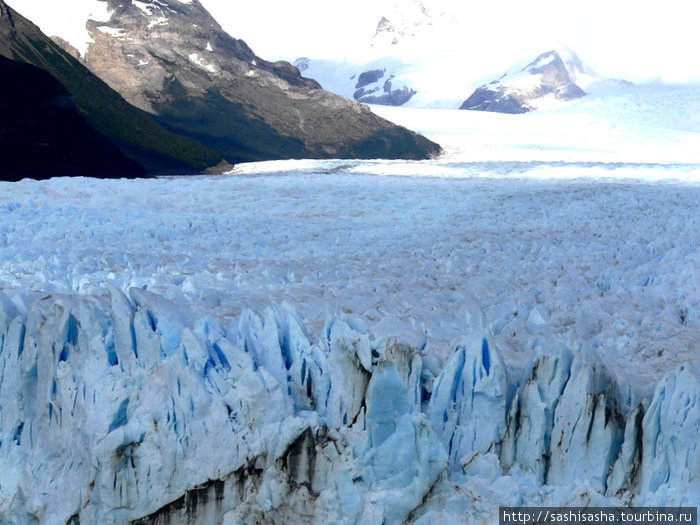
[97,25,126,37]
[6,0,112,57]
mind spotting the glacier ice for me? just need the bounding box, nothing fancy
[426,336,508,470]
[0,290,698,524]
[637,361,700,505]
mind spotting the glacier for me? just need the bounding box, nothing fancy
[2,97,700,522]
[0,288,697,524]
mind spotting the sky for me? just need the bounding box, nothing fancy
[7,0,700,85]
[199,0,700,85]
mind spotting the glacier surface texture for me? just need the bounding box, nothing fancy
[1,167,699,523]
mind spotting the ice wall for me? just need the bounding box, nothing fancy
[0,290,697,524]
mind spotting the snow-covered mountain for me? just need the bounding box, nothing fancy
[371,0,436,47]
[294,2,624,111]
[6,0,439,163]
[295,0,479,109]
[459,49,589,113]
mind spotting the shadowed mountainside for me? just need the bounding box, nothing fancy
[0,55,146,180]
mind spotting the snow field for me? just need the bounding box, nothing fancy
[371,85,700,164]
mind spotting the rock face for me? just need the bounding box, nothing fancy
[0,0,222,175]
[0,56,146,180]
[0,289,697,524]
[353,68,417,106]
[57,0,439,162]
[294,57,420,109]
[460,50,587,113]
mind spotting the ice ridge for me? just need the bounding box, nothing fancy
[0,290,697,524]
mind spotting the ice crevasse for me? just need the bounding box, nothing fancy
[0,287,697,524]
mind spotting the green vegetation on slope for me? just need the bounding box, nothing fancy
[0,55,146,180]
[155,82,308,163]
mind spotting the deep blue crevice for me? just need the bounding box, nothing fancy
[146,310,157,332]
[108,399,129,433]
[66,314,79,346]
[16,323,25,357]
[105,339,118,366]
[211,342,231,371]
[482,339,491,375]
[449,346,467,404]
[13,422,24,445]
[279,333,293,370]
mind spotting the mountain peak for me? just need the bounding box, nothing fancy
[525,50,563,74]
[0,0,15,29]
[371,0,436,49]
[460,48,588,113]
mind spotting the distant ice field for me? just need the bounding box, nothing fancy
[371,84,700,165]
[3,163,700,395]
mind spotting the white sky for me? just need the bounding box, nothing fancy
[200,0,700,85]
[7,0,700,84]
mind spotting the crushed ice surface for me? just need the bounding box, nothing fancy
[2,168,700,390]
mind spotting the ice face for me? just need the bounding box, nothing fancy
[638,362,700,505]
[0,289,697,524]
[426,336,508,470]
[501,347,573,483]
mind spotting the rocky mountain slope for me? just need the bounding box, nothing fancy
[459,50,588,113]
[0,0,223,175]
[0,55,146,180]
[28,0,439,162]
